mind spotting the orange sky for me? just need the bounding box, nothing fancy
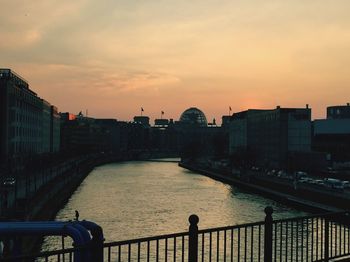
[1,0,350,123]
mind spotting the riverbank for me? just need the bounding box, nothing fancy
[179,162,344,213]
[3,153,124,254]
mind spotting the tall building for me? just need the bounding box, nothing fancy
[0,69,60,167]
[0,69,42,161]
[229,106,312,169]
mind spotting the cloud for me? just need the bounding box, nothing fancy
[1,0,350,120]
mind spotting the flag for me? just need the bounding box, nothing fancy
[141,107,144,112]
[161,111,164,115]
[229,106,232,111]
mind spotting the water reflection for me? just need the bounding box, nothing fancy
[52,161,305,243]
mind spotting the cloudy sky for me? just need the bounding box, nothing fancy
[1,0,350,122]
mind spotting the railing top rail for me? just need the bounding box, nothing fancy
[273,210,349,224]
[104,230,189,247]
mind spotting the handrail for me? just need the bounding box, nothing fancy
[273,210,350,224]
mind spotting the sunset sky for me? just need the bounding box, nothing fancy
[1,0,350,123]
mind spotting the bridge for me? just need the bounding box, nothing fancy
[1,207,350,261]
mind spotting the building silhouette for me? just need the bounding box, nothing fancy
[313,103,350,162]
[154,118,169,127]
[179,107,208,127]
[327,103,350,119]
[133,116,150,127]
[229,106,312,169]
[0,69,60,170]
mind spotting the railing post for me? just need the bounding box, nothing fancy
[264,206,273,262]
[79,221,104,262]
[188,214,199,262]
[324,217,329,261]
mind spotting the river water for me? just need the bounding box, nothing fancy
[52,160,305,243]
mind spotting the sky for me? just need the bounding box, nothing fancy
[1,0,350,123]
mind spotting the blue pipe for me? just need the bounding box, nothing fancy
[0,221,93,262]
[62,224,86,262]
[69,223,94,261]
[70,223,92,244]
[78,220,104,242]
[78,220,104,262]
[0,222,91,242]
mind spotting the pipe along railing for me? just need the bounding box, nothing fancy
[0,220,104,262]
[1,207,350,261]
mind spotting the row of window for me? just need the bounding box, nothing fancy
[10,140,41,154]
[10,125,41,138]
[9,86,39,107]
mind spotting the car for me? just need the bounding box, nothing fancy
[299,177,313,183]
[295,171,308,180]
[342,181,350,189]
[314,179,324,185]
[267,171,273,176]
[277,170,287,177]
[2,177,16,186]
[324,178,344,190]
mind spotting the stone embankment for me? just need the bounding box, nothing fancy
[1,153,123,221]
[179,162,348,213]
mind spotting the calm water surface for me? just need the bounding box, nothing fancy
[53,161,305,242]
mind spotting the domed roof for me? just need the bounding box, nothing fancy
[179,107,208,127]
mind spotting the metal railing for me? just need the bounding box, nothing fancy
[270,211,350,261]
[1,207,350,261]
[99,208,350,262]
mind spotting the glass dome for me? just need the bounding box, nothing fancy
[179,107,208,127]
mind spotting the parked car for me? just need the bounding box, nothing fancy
[277,170,287,177]
[299,177,313,183]
[314,179,324,186]
[324,178,344,190]
[2,177,16,187]
[295,171,308,180]
[342,181,350,189]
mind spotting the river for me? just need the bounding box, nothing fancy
[50,160,305,243]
